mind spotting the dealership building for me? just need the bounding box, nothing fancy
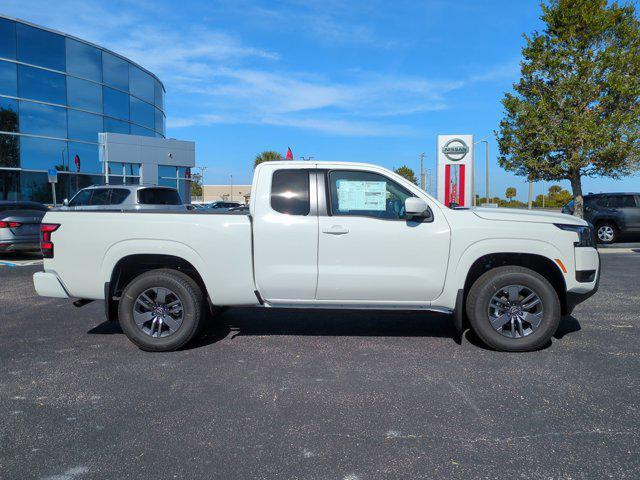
[0,15,194,203]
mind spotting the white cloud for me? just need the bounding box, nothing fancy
[1,0,518,137]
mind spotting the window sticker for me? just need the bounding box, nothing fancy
[336,180,386,211]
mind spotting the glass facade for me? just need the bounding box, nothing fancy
[158,165,191,202]
[0,16,166,202]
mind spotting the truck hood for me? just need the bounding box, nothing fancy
[471,207,587,226]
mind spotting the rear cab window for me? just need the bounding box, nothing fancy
[270,170,310,215]
[138,188,182,205]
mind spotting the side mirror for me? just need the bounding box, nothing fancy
[405,197,429,217]
[63,198,69,206]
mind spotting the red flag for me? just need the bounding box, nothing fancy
[285,147,293,160]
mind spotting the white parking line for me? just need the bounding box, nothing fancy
[0,259,44,267]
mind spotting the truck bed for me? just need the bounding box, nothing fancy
[41,210,257,305]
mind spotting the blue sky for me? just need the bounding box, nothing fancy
[3,0,639,199]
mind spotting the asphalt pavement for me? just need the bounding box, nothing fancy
[1,253,639,479]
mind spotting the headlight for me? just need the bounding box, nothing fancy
[554,223,596,248]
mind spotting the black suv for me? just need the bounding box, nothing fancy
[562,193,640,244]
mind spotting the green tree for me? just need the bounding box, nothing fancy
[394,165,417,184]
[496,0,640,218]
[190,172,203,198]
[505,187,517,201]
[254,150,283,168]
[546,184,572,207]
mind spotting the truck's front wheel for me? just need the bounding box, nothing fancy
[466,266,560,352]
[118,269,205,351]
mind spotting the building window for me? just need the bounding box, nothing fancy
[0,169,19,200]
[106,162,140,185]
[130,96,154,130]
[65,38,102,82]
[19,100,67,138]
[129,65,154,104]
[0,133,20,168]
[16,23,66,71]
[67,76,102,113]
[102,52,129,91]
[20,170,51,203]
[67,109,103,143]
[103,86,129,121]
[154,107,165,135]
[67,142,101,174]
[158,165,190,202]
[19,136,67,171]
[18,64,66,105]
[0,60,17,96]
[103,117,129,134]
[0,97,18,133]
[0,18,17,60]
[154,80,164,110]
[130,123,155,137]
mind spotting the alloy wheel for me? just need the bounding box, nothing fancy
[133,287,184,338]
[487,284,544,339]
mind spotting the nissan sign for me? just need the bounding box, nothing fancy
[442,139,469,161]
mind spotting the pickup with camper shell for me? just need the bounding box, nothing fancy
[33,161,600,352]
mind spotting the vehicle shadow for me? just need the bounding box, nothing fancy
[192,307,462,349]
[88,309,582,352]
[463,315,581,351]
[89,308,461,349]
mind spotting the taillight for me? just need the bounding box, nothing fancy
[0,221,22,228]
[40,223,60,258]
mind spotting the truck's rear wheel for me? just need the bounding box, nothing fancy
[118,269,205,351]
[465,266,560,352]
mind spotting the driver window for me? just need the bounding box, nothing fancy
[328,170,413,220]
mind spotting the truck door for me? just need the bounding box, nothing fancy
[316,169,450,303]
[252,166,319,301]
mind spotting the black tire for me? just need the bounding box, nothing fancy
[118,269,205,352]
[465,266,560,352]
[595,221,618,244]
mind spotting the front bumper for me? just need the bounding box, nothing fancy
[566,248,601,315]
[33,272,69,298]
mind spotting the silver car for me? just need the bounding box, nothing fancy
[0,201,48,253]
[60,185,186,211]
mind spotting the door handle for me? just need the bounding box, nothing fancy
[322,225,349,235]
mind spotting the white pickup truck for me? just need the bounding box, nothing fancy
[34,161,600,352]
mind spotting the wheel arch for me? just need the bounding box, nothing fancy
[105,253,209,322]
[462,252,568,316]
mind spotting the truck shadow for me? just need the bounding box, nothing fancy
[462,315,582,351]
[88,309,581,351]
[202,308,458,346]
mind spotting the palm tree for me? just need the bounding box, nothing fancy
[254,151,283,168]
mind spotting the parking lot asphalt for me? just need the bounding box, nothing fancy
[1,253,639,480]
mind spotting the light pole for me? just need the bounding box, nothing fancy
[474,136,491,205]
[196,166,207,203]
[230,174,233,202]
[419,152,425,190]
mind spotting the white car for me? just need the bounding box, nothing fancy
[34,161,600,352]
